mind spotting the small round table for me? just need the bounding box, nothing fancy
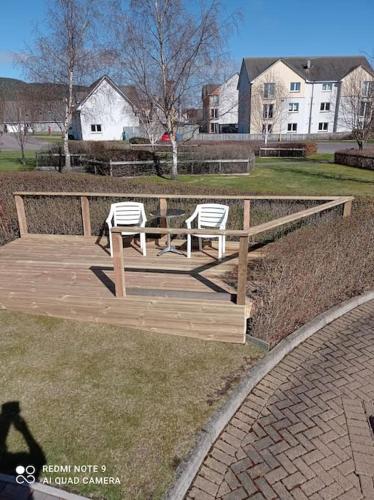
[150,208,186,256]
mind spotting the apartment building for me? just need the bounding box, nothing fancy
[202,73,239,133]
[237,56,374,135]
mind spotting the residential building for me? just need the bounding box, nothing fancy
[71,76,141,140]
[237,56,374,135]
[202,73,239,133]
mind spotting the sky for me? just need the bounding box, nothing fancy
[0,0,373,81]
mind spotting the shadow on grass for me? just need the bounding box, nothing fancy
[0,401,46,479]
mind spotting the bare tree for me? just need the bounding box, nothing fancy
[8,100,30,165]
[111,0,232,179]
[250,73,288,144]
[339,68,374,149]
[18,0,100,171]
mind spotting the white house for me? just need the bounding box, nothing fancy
[71,76,141,141]
[237,56,374,135]
[202,73,239,133]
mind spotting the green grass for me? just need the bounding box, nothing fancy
[133,157,374,197]
[0,311,262,499]
[33,134,62,144]
[0,150,36,171]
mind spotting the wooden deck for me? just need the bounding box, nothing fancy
[0,236,256,343]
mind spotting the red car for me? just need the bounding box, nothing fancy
[160,132,171,142]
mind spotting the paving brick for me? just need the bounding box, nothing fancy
[188,302,374,500]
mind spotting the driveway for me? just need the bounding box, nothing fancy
[0,133,49,151]
[188,300,374,499]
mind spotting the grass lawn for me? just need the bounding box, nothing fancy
[33,134,62,144]
[0,311,262,499]
[133,157,374,197]
[0,150,35,171]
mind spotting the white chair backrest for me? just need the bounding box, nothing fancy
[197,204,229,228]
[112,202,145,226]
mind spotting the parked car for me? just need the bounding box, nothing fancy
[160,132,171,143]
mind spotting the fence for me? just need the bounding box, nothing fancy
[259,147,305,158]
[85,157,254,177]
[195,132,350,142]
[13,191,354,306]
[35,153,87,171]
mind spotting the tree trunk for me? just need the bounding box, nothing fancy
[63,67,74,172]
[63,128,71,171]
[358,140,364,150]
[20,138,25,165]
[170,134,178,179]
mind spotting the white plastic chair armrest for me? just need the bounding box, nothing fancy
[185,207,199,229]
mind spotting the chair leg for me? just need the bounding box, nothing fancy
[218,236,222,259]
[187,234,191,258]
[109,231,113,257]
[140,233,146,256]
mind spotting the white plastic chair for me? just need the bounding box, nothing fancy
[106,202,147,257]
[185,203,229,259]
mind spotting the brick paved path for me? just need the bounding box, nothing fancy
[188,300,374,500]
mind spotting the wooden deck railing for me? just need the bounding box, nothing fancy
[13,191,354,305]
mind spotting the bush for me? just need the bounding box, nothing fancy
[129,137,150,144]
[191,141,317,157]
[335,148,374,170]
[228,201,374,346]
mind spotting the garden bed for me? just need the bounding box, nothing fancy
[335,148,374,170]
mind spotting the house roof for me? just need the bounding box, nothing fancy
[202,84,220,99]
[76,75,140,111]
[243,56,374,82]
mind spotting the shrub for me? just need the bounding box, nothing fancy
[335,148,374,170]
[129,137,151,144]
[228,201,374,346]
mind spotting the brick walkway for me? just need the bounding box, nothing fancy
[188,300,374,500]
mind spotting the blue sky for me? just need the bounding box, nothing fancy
[1,0,373,80]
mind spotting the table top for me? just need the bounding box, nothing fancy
[150,208,186,218]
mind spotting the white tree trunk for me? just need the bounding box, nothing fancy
[170,135,178,179]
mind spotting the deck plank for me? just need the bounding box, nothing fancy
[0,236,255,343]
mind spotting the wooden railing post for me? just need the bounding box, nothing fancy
[159,197,168,245]
[14,194,28,237]
[343,199,352,218]
[243,199,251,230]
[112,231,126,297]
[237,234,249,305]
[80,196,91,237]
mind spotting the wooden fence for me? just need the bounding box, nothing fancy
[13,192,354,306]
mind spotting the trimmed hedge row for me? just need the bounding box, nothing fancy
[335,148,374,170]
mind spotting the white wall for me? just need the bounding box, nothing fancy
[218,74,239,125]
[77,79,140,141]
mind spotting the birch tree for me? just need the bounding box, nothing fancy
[19,0,99,171]
[112,0,228,179]
[250,73,288,144]
[339,68,374,150]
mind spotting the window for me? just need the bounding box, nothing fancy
[359,101,372,118]
[210,108,218,119]
[290,82,301,92]
[263,103,274,119]
[210,122,219,133]
[289,103,299,112]
[322,83,333,91]
[262,123,273,133]
[320,102,331,112]
[210,95,219,106]
[318,122,329,131]
[264,82,275,99]
[287,123,297,132]
[362,81,374,97]
[91,124,102,132]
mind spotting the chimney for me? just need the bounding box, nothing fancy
[305,59,311,70]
